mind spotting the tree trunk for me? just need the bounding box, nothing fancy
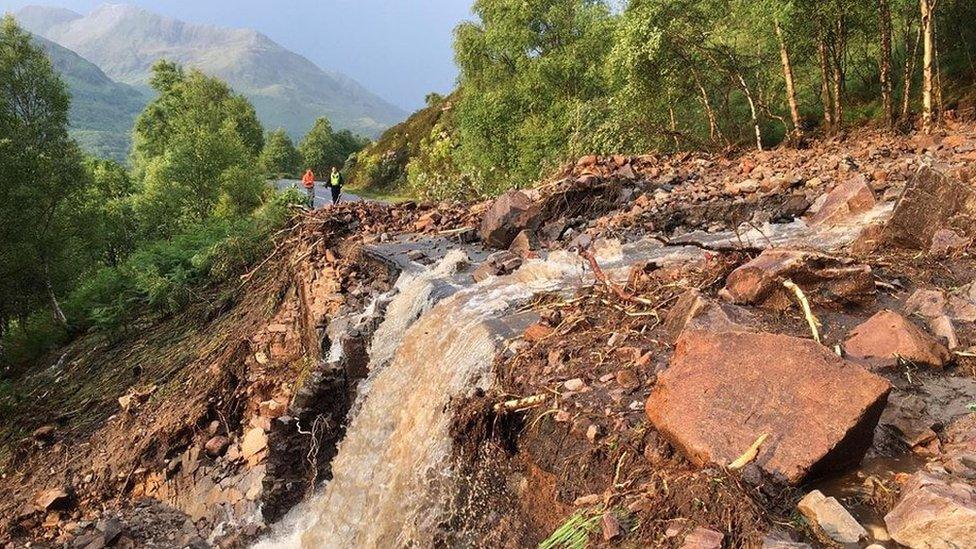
[668,103,680,150]
[43,261,67,327]
[832,16,847,128]
[879,0,894,127]
[902,23,923,120]
[817,24,834,130]
[691,69,724,145]
[737,73,763,151]
[921,0,935,133]
[775,19,802,135]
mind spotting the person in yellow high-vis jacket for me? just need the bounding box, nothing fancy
[329,166,344,205]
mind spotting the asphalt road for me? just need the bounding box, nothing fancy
[275,179,364,209]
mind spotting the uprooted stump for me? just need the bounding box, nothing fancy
[645,330,891,485]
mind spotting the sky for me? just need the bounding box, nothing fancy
[0,0,474,112]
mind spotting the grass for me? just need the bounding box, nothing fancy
[539,508,604,549]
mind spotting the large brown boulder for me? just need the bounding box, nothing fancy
[885,472,976,548]
[844,310,951,369]
[645,330,891,485]
[806,176,877,228]
[881,166,976,250]
[479,190,544,249]
[721,249,876,311]
[662,289,753,343]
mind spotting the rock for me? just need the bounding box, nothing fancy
[881,166,976,250]
[601,512,623,541]
[929,228,970,257]
[645,331,890,485]
[885,471,976,548]
[929,315,960,350]
[806,175,877,227]
[663,289,752,342]
[844,310,951,369]
[880,394,938,448]
[508,230,538,258]
[615,369,640,390]
[35,488,71,511]
[471,262,497,283]
[563,378,586,392]
[905,289,947,319]
[851,222,884,255]
[204,436,231,458]
[726,178,760,195]
[31,425,56,442]
[523,323,553,342]
[241,428,268,460]
[680,527,724,549]
[721,249,875,311]
[97,518,123,545]
[406,249,427,262]
[479,190,543,249]
[586,424,601,442]
[797,490,867,545]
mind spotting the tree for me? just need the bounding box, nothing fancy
[299,118,367,175]
[260,129,300,178]
[0,16,88,329]
[879,0,895,127]
[131,61,266,238]
[920,0,936,132]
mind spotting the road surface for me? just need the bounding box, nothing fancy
[275,179,365,209]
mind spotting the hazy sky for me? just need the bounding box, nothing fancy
[0,0,474,112]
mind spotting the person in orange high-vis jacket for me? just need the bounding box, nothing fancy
[301,169,315,208]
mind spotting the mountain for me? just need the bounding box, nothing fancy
[31,33,147,161]
[16,4,407,140]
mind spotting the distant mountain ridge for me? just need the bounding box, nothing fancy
[16,3,406,142]
[30,33,147,161]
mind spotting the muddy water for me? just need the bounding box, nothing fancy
[253,205,896,548]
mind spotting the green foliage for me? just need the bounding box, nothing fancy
[0,15,88,337]
[260,128,301,178]
[131,60,266,239]
[298,117,370,175]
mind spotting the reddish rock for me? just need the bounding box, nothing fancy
[806,176,877,227]
[797,490,867,544]
[34,489,71,511]
[479,190,543,249]
[905,289,947,319]
[241,428,268,460]
[523,323,553,342]
[850,223,884,256]
[646,331,890,485]
[601,512,623,541]
[844,310,951,369]
[929,228,970,257]
[204,436,231,458]
[680,527,725,549]
[885,471,976,548]
[508,229,538,259]
[881,166,976,250]
[721,249,875,311]
[663,289,752,342]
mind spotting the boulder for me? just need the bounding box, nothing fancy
[797,490,867,545]
[646,331,890,485]
[885,472,976,548]
[929,228,970,257]
[844,310,951,369]
[35,488,71,511]
[721,249,875,311]
[881,166,976,250]
[805,176,877,227]
[663,289,753,343]
[905,289,947,319]
[479,190,543,249]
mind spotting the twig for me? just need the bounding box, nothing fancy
[494,394,547,414]
[728,434,769,471]
[579,248,654,306]
[782,279,822,344]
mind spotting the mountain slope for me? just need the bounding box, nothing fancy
[32,34,147,161]
[16,4,407,139]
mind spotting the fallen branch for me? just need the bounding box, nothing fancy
[494,394,547,414]
[728,434,769,471]
[782,279,822,344]
[579,248,654,306]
